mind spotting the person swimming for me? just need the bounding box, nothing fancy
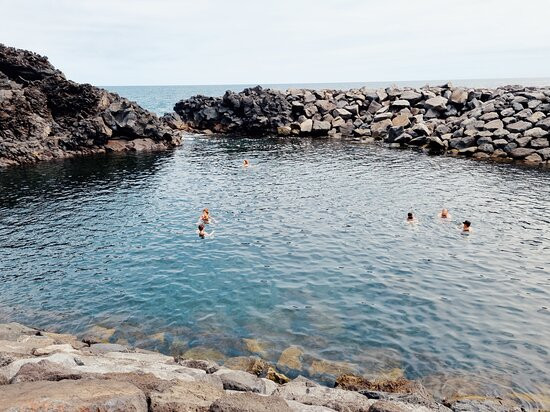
[199,208,211,223]
[439,208,451,219]
[407,212,416,223]
[243,159,250,167]
[462,220,472,232]
[197,223,213,238]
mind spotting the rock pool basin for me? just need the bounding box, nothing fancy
[0,137,549,402]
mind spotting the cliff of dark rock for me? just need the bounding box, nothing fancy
[0,44,182,167]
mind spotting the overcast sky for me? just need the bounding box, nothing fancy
[1,0,549,86]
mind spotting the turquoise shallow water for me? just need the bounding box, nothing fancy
[1,83,550,403]
[1,137,549,399]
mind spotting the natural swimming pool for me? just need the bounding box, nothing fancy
[0,137,549,403]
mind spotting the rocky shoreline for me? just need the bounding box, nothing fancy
[2,43,549,170]
[0,322,531,411]
[173,84,550,168]
[0,44,183,168]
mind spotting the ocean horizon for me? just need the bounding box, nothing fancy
[105,77,550,116]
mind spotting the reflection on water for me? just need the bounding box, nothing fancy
[1,137,549,406]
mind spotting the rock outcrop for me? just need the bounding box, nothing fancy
[0,44,183,167]
[0,322,531,412]
[173,84,550,168]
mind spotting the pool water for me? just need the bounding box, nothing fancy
[0,137,549,404]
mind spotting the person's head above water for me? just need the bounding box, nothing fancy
[243,159,250,166]
[407,212,414,220]
[203,208,209,215]
[441,208,449,218]
[198,223,205,231]
[463,220,471,230]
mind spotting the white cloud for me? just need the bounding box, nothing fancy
[1,0,549,85]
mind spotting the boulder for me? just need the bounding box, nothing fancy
[479,112,499,121]
[392,114,411,128]
[524,127,548,138]
[371,119,393,138]
[412,123,431,136]
[391,100,410,109]
[0,379,147,411]
[484,119,503,131]
[149,380,225,411]
[209,392,292,412]
[333,108,353,119]
[530,138,550,149]
[214,369,266,393]
[223,356,271,377]
[400,90,422,103]
[0,335,56,356]
[424,96,448,111]
[0,323,38,341]
[537,147,550,160]
[312,120,332,136]
[507,121,532,133]
[176,358,220,374]
[510,148,536,158]
[477,143,494,153]
[449,89,469,105]
[524,153,543,164]
[10,359,82,383]
[300,119,313,134]
[277,126,292,136]
[274,379,375,412]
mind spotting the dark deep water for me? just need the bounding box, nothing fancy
[1,137,549,405]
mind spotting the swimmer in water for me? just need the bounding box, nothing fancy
[199,208,211,224]
[243,159,250,168]
[197,223,213,238]
[406,212,417,223]
[439,208,451,219]
[462,220,472,232]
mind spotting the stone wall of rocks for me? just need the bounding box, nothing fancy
[0,44,183,168]
[173,84,550,168]
[0,322,529,411]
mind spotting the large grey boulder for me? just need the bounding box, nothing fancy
[149,380,225,411]
[0,323,38,341]
[214,369,266,393]
[510,147,536,158]
[424,96,448,111]
[209,392,293,412]
[507,121,532,132]
[312,120,332,136]
[10,359,82,383]
[449,89,469,105]
[524,127,548,138]
[400,90,422,103]
[0,379,147,411]
[300,119,313,134]
[273,378,375,412]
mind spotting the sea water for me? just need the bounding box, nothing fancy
[1,83,549,405]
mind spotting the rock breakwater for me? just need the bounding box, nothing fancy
[174,84,550,168]
[0,322,531,411]
[0,44,183,167]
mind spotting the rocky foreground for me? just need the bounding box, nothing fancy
[0,322,527,412]
[0,44,183,167]
[173,84,550,168]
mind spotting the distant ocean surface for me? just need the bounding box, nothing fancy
[105,78,550,116]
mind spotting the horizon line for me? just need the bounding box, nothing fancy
[100,76,550,88]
